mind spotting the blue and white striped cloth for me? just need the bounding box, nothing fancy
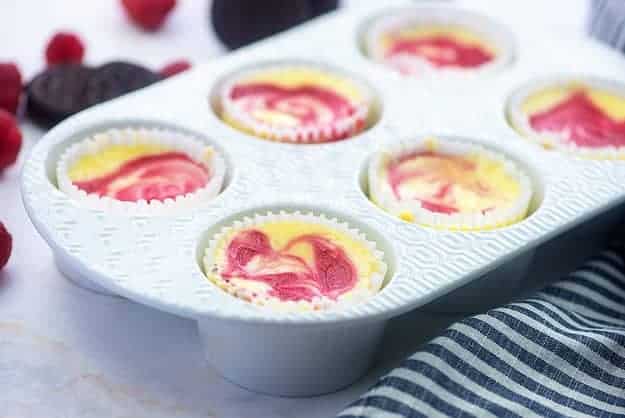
[339,240,625,417]
[589,0,625,51]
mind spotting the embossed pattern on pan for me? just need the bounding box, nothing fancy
[22,1,625,326]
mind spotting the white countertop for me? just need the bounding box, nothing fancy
[0,1,589,416]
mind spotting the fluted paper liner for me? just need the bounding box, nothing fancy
[363,7,515,78]
[369,137,533,230]
[218,62,374,143]
[202,211,388,312]
[507,76,625,160]
[57,127,226,215]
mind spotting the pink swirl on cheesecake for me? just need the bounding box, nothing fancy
[230,83,358,128]
[387,151,496,214]
[385,36,493,73]
[529,92,625,148]
[73,152,209,202]
[222,229,358,302]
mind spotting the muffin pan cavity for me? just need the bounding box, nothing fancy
[358,6,516,78]
[507,75,625,159]
[360,134,545,230]
[197,206,396,312]
[209,60,384,144]
[44,120,233,215]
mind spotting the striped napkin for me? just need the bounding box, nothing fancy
[589,0,625,51]
[339,240,625,417]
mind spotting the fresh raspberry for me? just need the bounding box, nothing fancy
[0,223,11,270]
[45,32,86,66]
[0,63,22,114]
[0,110,22,171]
[121,0,177,31]
[159,59,191,77]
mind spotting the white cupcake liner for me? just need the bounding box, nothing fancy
[507,75,625,160]
[218,62,374,143]
[368,137,533,230]
[363,7,515,78]
[56,127,226,215]
[202,210,388,312]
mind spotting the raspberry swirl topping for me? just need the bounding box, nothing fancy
[220,66,372,143]
[385,35,494,73]
[387,151,519,214]
[222,229,358,302]
[229,83,358,129]
[528,91,625,149]
[72,152,209,202]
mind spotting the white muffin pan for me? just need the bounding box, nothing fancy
[22,2,625,397]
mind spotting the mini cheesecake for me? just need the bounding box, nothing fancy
[218,64,373,143]
[369,137,532,230]
[510,80,625,158]
[203,212,387,311]
[57,128,225,211]
[364,9,512,77]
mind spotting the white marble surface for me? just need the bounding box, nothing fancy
[0,1,589,417]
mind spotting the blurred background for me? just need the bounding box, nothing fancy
[2,0,588,81]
